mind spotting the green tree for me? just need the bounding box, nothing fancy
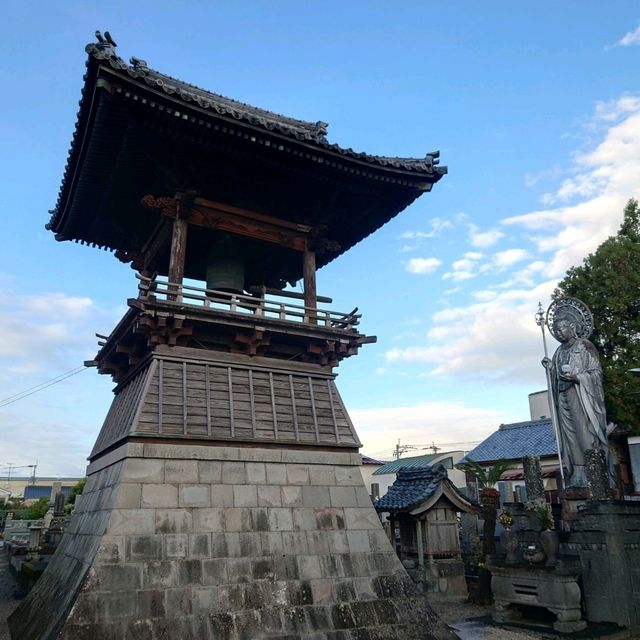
[66,478,86,507]
[555,198,640,431]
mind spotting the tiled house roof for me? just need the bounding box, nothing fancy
[372,453,445,476]
[465,419,557,463]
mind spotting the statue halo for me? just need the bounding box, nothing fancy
[546,297,594,341]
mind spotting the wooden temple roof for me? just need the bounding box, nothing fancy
[47,33,447,287]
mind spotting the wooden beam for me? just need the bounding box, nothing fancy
[189,204,307,251]
[167,217,188,301]
[303,249,317,324]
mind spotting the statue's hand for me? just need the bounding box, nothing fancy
[541,357,551,369]
[560,372,579,383]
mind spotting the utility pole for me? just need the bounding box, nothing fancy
[429,442,441,454]
[393,439,417,460]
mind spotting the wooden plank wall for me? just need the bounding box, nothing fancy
[91,354,360,456]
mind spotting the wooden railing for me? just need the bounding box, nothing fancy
[136,275,360,330]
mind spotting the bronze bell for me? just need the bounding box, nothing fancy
[205,236,245,294]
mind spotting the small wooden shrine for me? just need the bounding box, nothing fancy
[11,32,451,640]
[375,465,478,595]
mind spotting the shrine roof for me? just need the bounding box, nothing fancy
[46,33,447,285]
[373,464,477,514]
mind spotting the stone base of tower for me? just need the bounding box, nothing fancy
[9,442,456,639]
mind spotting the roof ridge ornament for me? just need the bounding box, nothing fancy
[85,30,118,58]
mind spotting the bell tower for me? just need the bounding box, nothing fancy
[10,33,452,640]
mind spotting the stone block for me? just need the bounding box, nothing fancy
[298,555,323,580]
[246,462,267,484]
[121,459,164,483]
[281,531,309,555]
[143,561,180,589]
[97,591,137,621]
[268,508,294,531]
[265,463,288,485]
[137,589,166,618]
[109,509,156,535]
[95,536,125,564]
[188,533,211,558]
[141,483,178,508]
[210,484,234,507]
[165,460,199,484]
[114,483,142,509]
[260,531,284,555]
[326,531,349,554]
[347,530,371,553]
[126,535,163,561]
[368,530,391,552]
[310,578,335,604]
[334,466,362,486]
[177,559,203,586]
[94,564,142,591]
[165,587,193,616]
[227,558,252,583]
[344,507,381,530]
[273,555,300,581]
[310,465,337,486]
[179,484,211,508]
[252,557,276,580]
[258,485,282,507]
[165,534,188,559]
[233,484,258,507]
[222,461,247,484]
[287,464,311,485]
[224,508,253,532]
[238,448,282,463]
[239,532,261,556]
[155,509,193,534]
[281,486,303,507]
[302,486,331,508]
[293,508,317,531]
[315,508,345,531]
[202,558,229,585]
[329,486,357,508]
[198,460,223,483]
[192,586,230,614]
[192,508,225,532]
[354,486,374,508]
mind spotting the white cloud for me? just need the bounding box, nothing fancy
[618,25,640,47]
[351,402,513,457]
[387,95,640,385]
[405,257,442,274]
[0,282,120,475]
[443,251,483,282]
[400,217,453,241]
[468,224,504,248]
[492,248,529,268]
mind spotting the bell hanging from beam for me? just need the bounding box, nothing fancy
[205,235,245,294]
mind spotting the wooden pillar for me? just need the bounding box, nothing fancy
[303,248,317,324]
[168,217,188,302]
[416,519,425,568]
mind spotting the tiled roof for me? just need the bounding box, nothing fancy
[374,465,448,512]
[373,464,476,513]
[361,455,384,465]
[464,419,557,463]
[372,453,444,476]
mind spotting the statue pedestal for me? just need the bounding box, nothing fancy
[488,560,586,634]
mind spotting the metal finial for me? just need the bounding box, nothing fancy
[535,301,545,327]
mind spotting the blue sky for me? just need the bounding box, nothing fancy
[2,2,640,476]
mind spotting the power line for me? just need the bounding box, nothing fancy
[0,366,87,408]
